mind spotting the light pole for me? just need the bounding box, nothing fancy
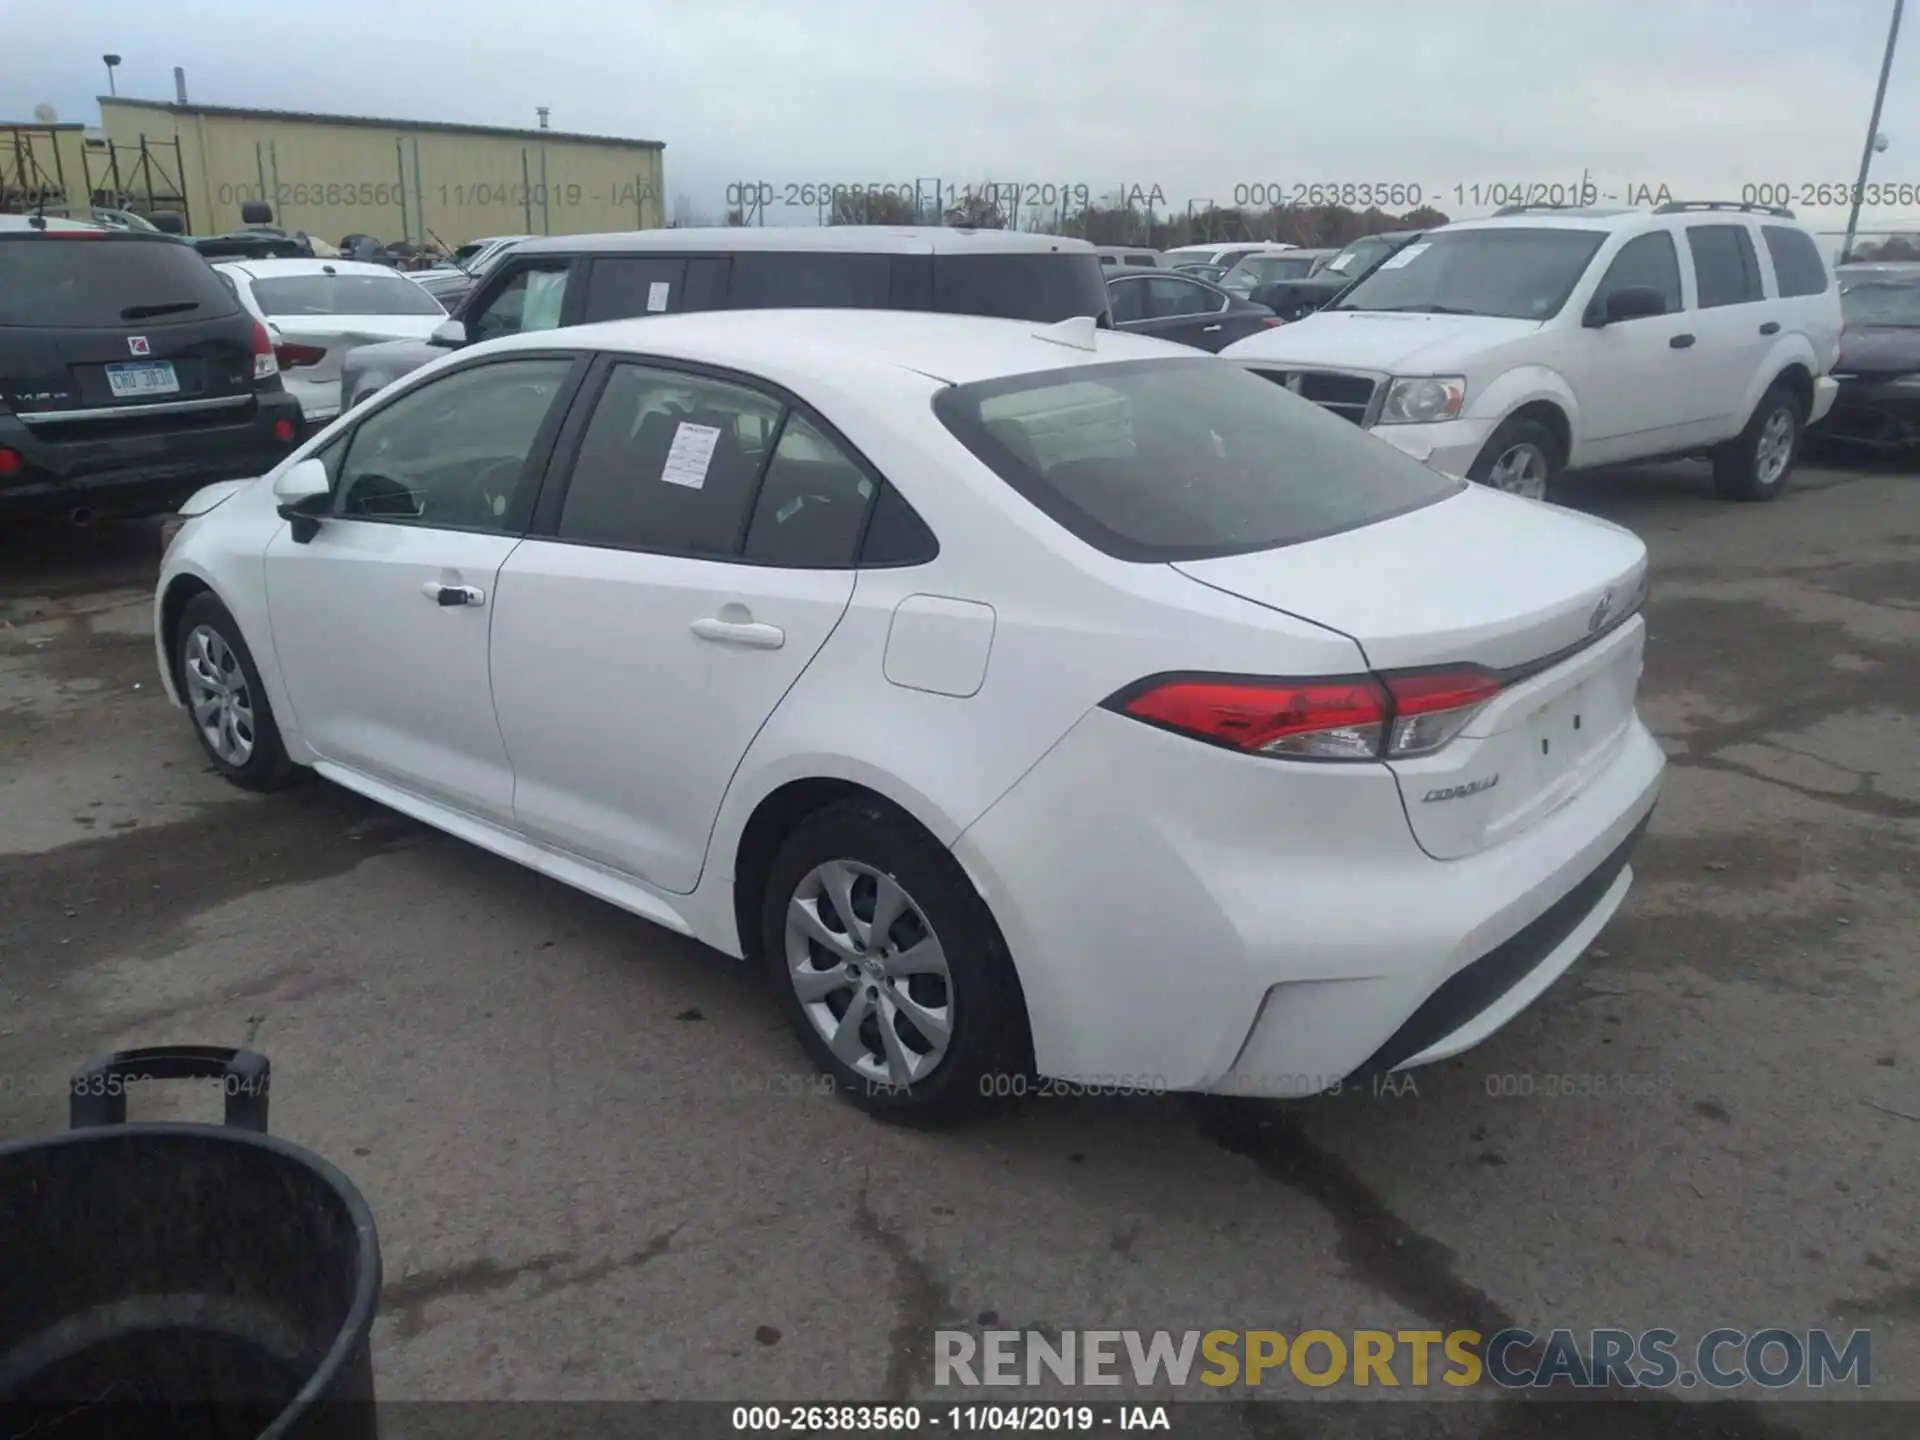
[102,54,121,97]
[1843,0,1905,262]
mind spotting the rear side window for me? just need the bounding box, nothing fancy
[1125,254,1157,267]
[1762,225,1831,298]
[557,363,781,557]
[1687,225,1764,307]
[0,237,237,327]
[858,485,938,565]
[728,253,892,308]
[742,414,876,568]
[932,254,1111,322]
[934,358,1461,563]
[250,274,446,317]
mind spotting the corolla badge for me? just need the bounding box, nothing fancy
[1588,590,1614,633]
[1423,775,1499,803]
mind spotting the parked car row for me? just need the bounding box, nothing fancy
[3,200,1848,530]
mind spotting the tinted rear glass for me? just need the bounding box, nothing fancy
[0,237,237,327]
[933,358,1461,562]
[932,253,1111,322]
[250,273,446,317]
[728,252,892,308]
[1762,224,1830,298]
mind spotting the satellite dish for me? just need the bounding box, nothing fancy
[33,102,58,124]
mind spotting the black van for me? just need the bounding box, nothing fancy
[0,225,306,522]
[341,226,1112,409]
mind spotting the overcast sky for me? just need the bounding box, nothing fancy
[4,0,1918,234]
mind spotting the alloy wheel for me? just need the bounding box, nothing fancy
[784,859,954,1089]
[1485,443,1550,500]
[1755,407,1795,488]
[182,623,256,767]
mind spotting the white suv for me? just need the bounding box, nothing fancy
[1222,203,1842,502]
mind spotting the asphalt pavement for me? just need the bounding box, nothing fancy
[1,457,1914,1437]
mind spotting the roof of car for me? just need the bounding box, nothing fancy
[484,307,1190,386]
[1442,206,1809,235]
[0,214,108,233]
[214,257,412,281]
[513,226,1097,258]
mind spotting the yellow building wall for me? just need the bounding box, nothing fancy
[99,101,664,246]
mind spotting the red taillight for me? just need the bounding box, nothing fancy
[1259,316,1286,328]
[272,418,297,443]
[1106,667,1502,762]
[274,342,326,369]
[0,447,21,477]
[251,320,280,381]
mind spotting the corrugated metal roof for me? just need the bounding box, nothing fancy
[98,97,663,151]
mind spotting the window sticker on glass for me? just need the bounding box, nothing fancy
[1377,243,1430,271]
[660,422,721,489]
[647,281,669,313]
[1325,254,1354,273]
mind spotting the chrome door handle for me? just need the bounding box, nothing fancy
[422,581,485,607]
[1202,324,1222,332]
[690,617,785,649]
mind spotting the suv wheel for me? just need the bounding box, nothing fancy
[1468,416,1560,502]
[759,797,1030,1127]
[174,593,300,792]
[1713,384,1803,502]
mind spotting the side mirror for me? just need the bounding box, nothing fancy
[273,457,332,542]
[429,319,468,348]
[1586,285,1666,327]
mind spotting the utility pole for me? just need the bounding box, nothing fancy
[1844,0,1904,262]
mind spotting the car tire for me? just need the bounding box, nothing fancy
[1467,416,1561,502]
[174,593,301,792]
[1712,383,1803,502]
[759,796,1031,1127]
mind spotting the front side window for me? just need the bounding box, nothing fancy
[335,358,571,530]
[470,265,572,344]
[1331,227,1607,320]
[934,357,1460,562]
[1687,225,1764,308]
[1590,232,1683,318]
[556,364,782,557]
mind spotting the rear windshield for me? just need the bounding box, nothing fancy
[0,236,238,327]
[932,253,1112,323]
[933,358,1461,562]
[250,273,447,317]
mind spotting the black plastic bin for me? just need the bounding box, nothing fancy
[0,1046,381,1440]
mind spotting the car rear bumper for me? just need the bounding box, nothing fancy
[1814,374,1920,448]
[952,705,1664,1094]
[0,392,303,521]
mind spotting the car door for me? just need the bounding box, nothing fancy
[1565,230,1698,463]
[261,353,583,824]
[1683,222,1771,438]
[1146,274,1238,350]
[490,359,869,894]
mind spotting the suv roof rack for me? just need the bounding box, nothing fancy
[1491,203,1587,216]
[1652,200,1796,219]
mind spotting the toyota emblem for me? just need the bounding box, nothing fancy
[1588,591,1614,633]
[127,336,151,356]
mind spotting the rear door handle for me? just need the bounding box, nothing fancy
[690,617,785,650]
[1202,323,1222,333]
[422,582,485,607]
[1759,321,1781,335]
[1669,334,1696,349]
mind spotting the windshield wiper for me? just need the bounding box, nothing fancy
[120,301,200,319]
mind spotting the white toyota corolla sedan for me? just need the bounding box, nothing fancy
[154,308,1663,1124]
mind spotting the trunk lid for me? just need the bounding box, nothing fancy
[1171,484,1650,859]
[269,314,446,389]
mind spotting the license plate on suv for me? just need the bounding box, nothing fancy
[106,361,180,399]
